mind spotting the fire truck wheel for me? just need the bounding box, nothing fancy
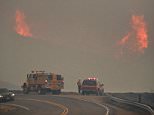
[98,89,103,96]
[38,89,46,95]
[96,91,99,96]
[57,90,61,95]
[82,91,85,95]
[38,89,41,94]
[23,88,29,94]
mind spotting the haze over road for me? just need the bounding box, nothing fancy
[0,94,150,115]
[1,94,107,115]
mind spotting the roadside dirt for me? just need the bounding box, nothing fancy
[0,105,16,112]
[0,104,30,115]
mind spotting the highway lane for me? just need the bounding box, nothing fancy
[0,96,64,115]
[1,94,107,115]
[42,95,107,115]
[58,95,151,115]
[0,94,150,115]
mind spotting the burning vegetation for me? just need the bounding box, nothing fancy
[15,10,32,37]
[117,15,148,55]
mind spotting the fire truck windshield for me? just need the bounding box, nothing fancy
[82,80,96,86]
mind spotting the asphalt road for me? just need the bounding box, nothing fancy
[0,94,151,115]
[0,94,107,115]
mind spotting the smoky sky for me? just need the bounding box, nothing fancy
[0,0,154,92]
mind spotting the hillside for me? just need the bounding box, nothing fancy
[0,80,21,90]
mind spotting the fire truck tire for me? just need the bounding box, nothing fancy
[38,89,41,94]
[96,91,99,96]
[82,91,85,95]
[57,90,61,95]
[38,89,46,95]
[98,89,103,96]
[23,88,29,94]
[52,90,60,95]
[99,91,103,96]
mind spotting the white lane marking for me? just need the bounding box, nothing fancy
[54,95,110,115]
[1,103,30,111]
[17,98,68,115]
[79,98,110,115]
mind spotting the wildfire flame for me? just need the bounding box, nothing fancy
[15,10,32,37]
[119,33,130,45]
[118,15,148,54]
[132,15,148,51]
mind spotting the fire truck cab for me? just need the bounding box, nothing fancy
[81,77,104,96]
[22,71,64,95]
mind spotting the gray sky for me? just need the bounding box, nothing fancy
[0,0,154,92]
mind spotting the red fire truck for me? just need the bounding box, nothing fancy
[81,77,104,96]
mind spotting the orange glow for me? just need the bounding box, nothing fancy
[15,10,32,37]
[117,15,148,54]
[131,15,148,52]
[118,33,130,45]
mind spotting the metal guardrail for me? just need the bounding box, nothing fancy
[106,94,154,115]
